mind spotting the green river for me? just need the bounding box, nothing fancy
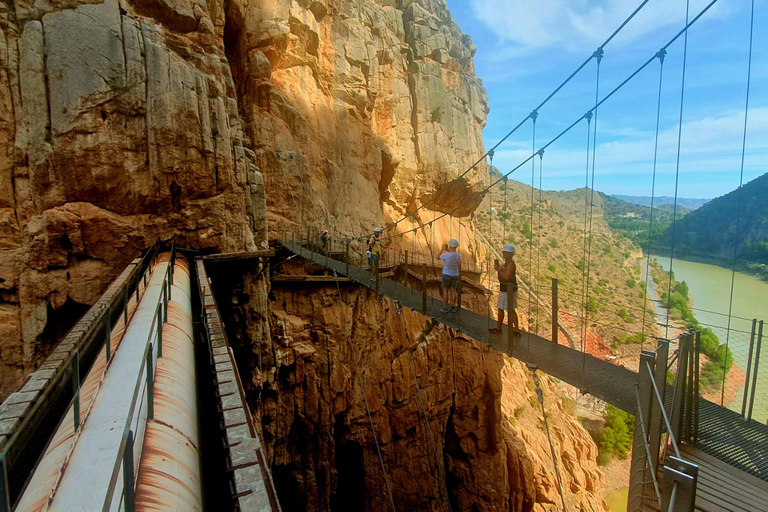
[652,255,768,424]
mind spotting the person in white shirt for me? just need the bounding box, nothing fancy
[437,239,462,313]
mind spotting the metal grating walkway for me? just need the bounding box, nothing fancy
[279,241,768,482]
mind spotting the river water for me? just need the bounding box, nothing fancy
[651,255,768,423]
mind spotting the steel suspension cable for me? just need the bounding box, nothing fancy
[487,151,495,333]
[665,0,691,339]
[641,50,667,349]
[721,0,755,406]
[529,112,538,331]
[580,113,593,356]
[530,368,568,512]
[332,276,397,511]
[535,150,544,334]
[395,305,453,510]
[584,50,603,371]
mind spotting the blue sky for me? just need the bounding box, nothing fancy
[444,0,767,198]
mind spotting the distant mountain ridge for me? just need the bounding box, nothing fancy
[612,195,709,210]
[659,173,768,262]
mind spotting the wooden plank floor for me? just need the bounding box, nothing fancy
[679,444,768,512]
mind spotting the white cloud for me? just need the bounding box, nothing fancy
[470,0,732,55]
[489,106,768,191]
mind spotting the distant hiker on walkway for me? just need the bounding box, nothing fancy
[490,244,520,335]
[321,230,329,252]
[438,239,462,313]
[367,227,382,281]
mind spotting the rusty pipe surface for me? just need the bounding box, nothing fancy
[135,255,202,512]
[16,259,156,512]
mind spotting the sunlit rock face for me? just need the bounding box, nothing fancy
[0,0,264,396]
[0,0,488,396]
[225,0,490,253]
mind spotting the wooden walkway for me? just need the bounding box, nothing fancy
[678,444,768,512]
[279,241,768,483]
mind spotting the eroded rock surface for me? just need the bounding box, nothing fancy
[221,275,606,511]
[0,0,265,395]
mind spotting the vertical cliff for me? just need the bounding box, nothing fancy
[217,269,606,511]
[224,0,489,251]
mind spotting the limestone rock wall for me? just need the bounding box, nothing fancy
[225,0,489,252]
[0,0,266,397]
[228,278,606,511]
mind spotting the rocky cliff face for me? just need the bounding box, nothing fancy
[218,269,606,511]
[0,0,268,396]
[0,0,488,397]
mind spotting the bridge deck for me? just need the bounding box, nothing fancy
[280,241,768,482]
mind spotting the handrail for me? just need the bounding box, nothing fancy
[645,359,682,459]
[101,247,175,512]
[634,386,663,505]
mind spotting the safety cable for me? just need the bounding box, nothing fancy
[665,0,691,339]
[395,303,453,510]
[580,113,593,357]
[280,152,398,511]
[721,0,755,407]
[640,50,667,349]
[332,275,398,511]
[584,50,603,373]
[529,112,538,332]
[487,151,494,333]
[529,366,568,512]
[535,150,544,334]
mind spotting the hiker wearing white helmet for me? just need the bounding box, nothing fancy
[489,243,520,335]
[367,227,383,281]
[321,229,329,252]
[437,239,462,313]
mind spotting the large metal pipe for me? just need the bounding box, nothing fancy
[15,253,200,512]
[15,259,155,512]
[135,255,202,511]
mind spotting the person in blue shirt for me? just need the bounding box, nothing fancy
[437,239,462,313]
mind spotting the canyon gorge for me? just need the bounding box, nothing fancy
[0,0,609,509]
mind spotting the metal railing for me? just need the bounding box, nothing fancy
[100,248,176,512]
[628,334,699,512]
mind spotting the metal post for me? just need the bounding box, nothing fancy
[628,350,656,512]
[72,350,81,431]
[457,268,463,314]
[685,331,696,443]
[146,344,154,420]
[105,308,112,363]
[162,280,168,323]
[404,250,409,291]
[345,241,350,276]
[123,286,129,325]
[156,304,163,358]
[747,320,763,421]
[693,330,700,444]
[123,429,136,512]
[671,333,691,441]
[649,339,669,471]
[661,458,698,512]
[507,294,514,354]
[742,319,758,418]
[422,264,427,314]
[0,452,9,512]
[552,278,558,344]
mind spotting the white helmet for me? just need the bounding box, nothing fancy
[503,244,516,254]
[448,239,459,248]
[374,227,381,233]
